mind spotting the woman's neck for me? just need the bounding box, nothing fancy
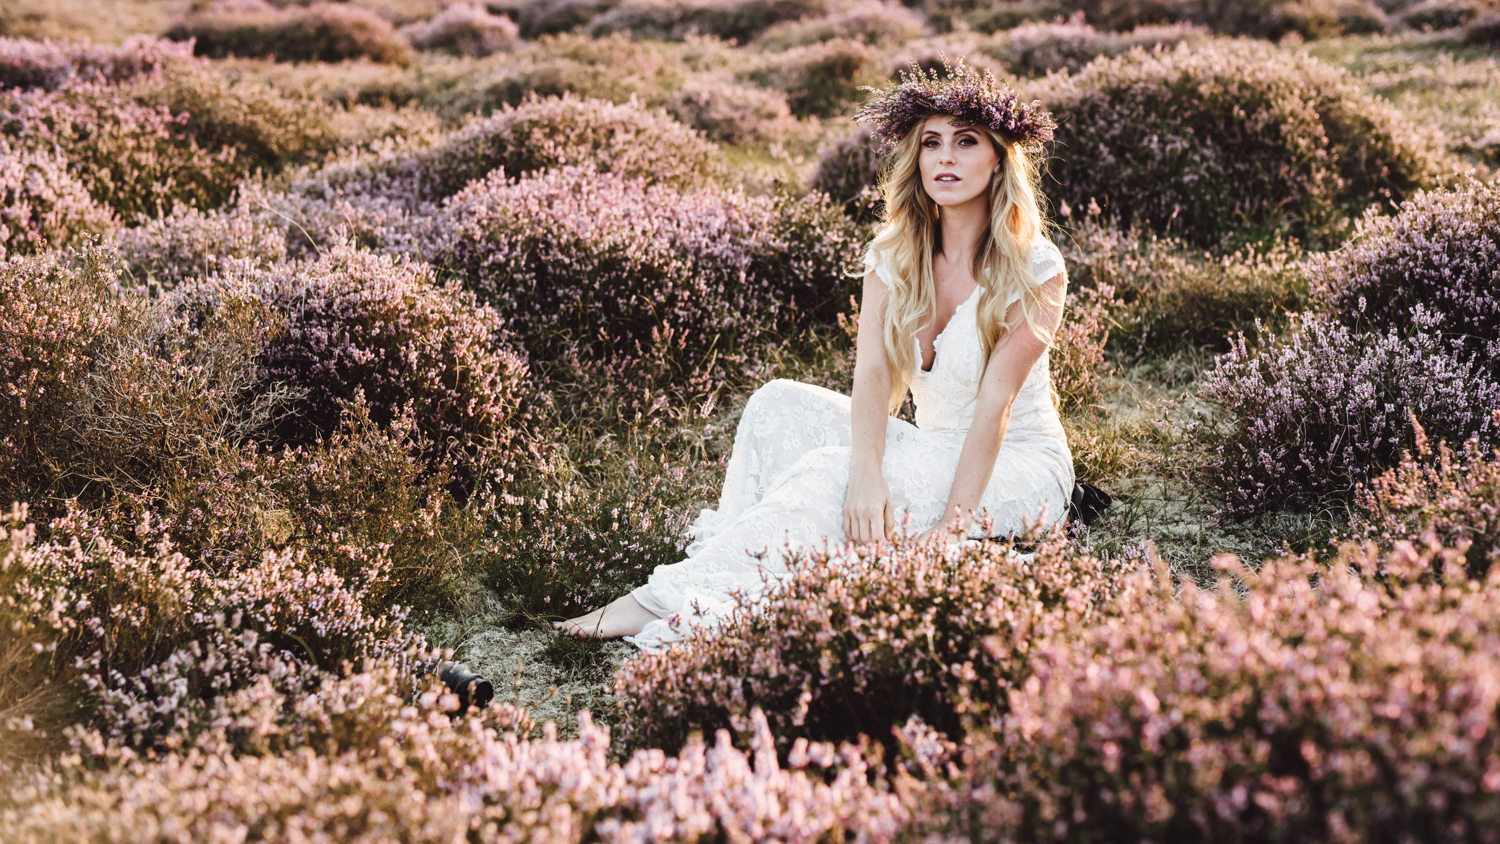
[935,197,989,272]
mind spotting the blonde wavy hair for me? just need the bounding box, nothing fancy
[866,120,1061,411]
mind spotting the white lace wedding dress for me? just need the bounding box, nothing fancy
[626,238,1073,649]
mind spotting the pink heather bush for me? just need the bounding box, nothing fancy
[419,93,717,197]
[1195,312,1500,516]
[1352,413,1500,578]
[399,2,520,56]
[183,240,532,490]
[0,247,119,504]
[0,503,415,751]
[613,531,1134,756]
[0,55,337,221]
[168,0,415,65]
[1052,280,1119,416]
[5,686,904,843]
[110,200,288,289]
[662,77,798,145]
[1308,179,1500,363]
[918,541,1500,841]
[588,0,833,42]
[1049,0,1390,36]
[753,0,928,49]
[0,35,192,91]
[0,143,114,260]
[439,166,861,420]
[0,83,241,222]
[989,15,1209,76]
[1037,40,1440,247]
[270,94,717,256]
[743,36,880,117]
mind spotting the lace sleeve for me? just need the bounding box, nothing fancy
[1029,237,1066,284]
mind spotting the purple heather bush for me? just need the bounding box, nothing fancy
[1399,0,1485,28]
[916,541,1500,842]
[399,2,520,56]
[167,0,415,65]
[1308,179,1500,364]
[1351,413,1500,578]
[0,143,115,260]
[0,35,192,91]
[0,246,121,504]
[439,166,862,421]
[1037,40,1441,247]
[989,15,1209,76]
[613,530,1135,756]
[418,93,717,196]
[0,44,338,221]
[1194,312,1500,516]
[181,240,532,491]
[588,0,833,42]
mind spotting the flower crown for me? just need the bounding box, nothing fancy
[854,55,1055,153]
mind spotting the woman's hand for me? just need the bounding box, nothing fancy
[843,464,895,544]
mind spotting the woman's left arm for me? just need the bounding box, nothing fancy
[919,272,1067,543]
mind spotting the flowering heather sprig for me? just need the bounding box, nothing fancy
[1351,411,1500,579]
[1309,178,1500,364]
[1194,312,1500,517]
[613,529,1136,756]
[855,54,1055,152]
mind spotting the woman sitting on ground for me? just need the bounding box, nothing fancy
[557,59,1074,649]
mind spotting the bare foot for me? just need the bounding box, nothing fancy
[553,594,660,638]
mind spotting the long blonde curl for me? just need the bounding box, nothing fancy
[866,123,1060,411]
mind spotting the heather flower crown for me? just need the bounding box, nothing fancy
[855,55,1055,153]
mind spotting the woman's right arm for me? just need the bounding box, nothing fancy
[843,267,896,544]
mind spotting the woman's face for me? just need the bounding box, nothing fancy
[918,114,1001,211]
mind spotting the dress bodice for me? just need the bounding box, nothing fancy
[861,238,1068,439]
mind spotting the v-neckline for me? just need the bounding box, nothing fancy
[917,284,981,374]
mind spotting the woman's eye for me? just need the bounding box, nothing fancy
[958,137,976,146]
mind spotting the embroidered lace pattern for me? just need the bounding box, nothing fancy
[626,238,1073,649]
